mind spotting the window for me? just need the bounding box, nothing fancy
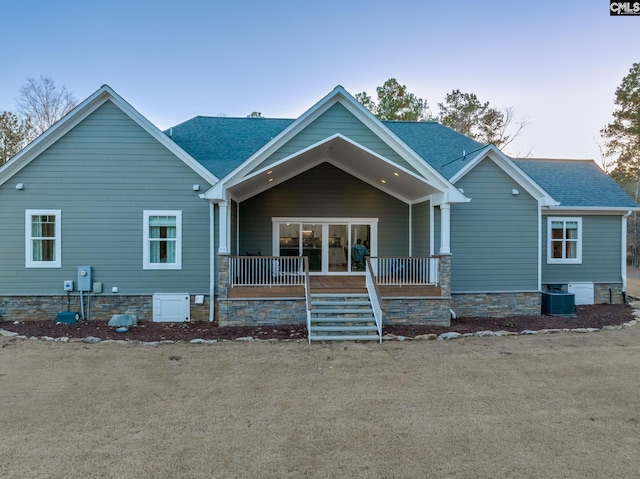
[143,211,182,270]
[25,209,61,268]
[548,217,581,264]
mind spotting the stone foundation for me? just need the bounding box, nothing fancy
[0,295,210,322]
[451,292,541,318]
[216,298,307,327]
[381,298,451,326]
[595,283,625,304]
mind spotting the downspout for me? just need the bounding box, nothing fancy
[209,201,215,322]
[622,210,632,302]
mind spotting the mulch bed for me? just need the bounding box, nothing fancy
[0,304,635,342]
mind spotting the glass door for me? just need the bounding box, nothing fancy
[274,220,375,274]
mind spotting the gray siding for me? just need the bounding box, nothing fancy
[256,103,419,175]
[0,100,212,295]
[238,162,409,255]
[411,200,431,256]
[451,158,539,291]
[542,215,623,283]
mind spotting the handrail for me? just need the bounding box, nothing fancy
[229,256,306,287]
[370,256,440,287]
[303,256,312,344]
[365,257,383,343]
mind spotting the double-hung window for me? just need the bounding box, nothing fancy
[547,217,582,264]
[143,211,182,270]
[26,209,61,268]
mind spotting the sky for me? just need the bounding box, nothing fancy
[1,0,639,163]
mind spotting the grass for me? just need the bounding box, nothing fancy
[2,326,640,478]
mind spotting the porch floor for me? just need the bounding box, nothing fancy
[227,276,441,298]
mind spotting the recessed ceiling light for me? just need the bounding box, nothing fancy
[268,178,273,182]
[267,170,273,175]
[381,179,386,184]
[393,172,399,176]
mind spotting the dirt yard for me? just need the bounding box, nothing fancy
[2,324,640,478]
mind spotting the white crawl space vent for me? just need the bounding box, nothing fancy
[568,282,594,305]
[153,293,190,322]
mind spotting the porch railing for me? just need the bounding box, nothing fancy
[229,256,307,287]
[368,256,440,287]
[365,258,383,343]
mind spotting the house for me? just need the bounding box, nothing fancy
[0,85,637,341]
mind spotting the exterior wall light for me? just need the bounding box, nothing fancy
[16,183,24,190]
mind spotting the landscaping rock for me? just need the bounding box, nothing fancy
[108,314,137,327]
[83,336,101,344]
[438,332,462,340]
[0,329,18,337]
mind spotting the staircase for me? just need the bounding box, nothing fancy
[307,293,381,342]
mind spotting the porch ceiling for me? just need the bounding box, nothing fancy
[227,136,444,203]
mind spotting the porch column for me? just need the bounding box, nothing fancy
[217,201,230,255]
[439,203,451,255]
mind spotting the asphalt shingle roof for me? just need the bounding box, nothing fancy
[166,115,637,209]
[513,158,638,208]
[382,121,486,178]
[167,117,293,178]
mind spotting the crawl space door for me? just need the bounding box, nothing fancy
[153,293,190,322]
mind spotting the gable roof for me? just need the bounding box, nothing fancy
[195,86,468,205]
[513,158,638,209]
[0,85,218,187]
[166,116,488,182]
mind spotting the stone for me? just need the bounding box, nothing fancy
[414,334,437,341]
[493,330,518,337]
[382,334,397,341]
[571,328,599,333]
[0,329,18,337]
[602,325,623,331]
[83,336,101,344]
[236,336,255,341]
[438,332,462,340]
[42,336,55,341]
[474,330,496,337]
[108,314,137,327]
[540,329,563,334]
[520,330,538,335]
[139,341,159,347]
[190,338,207,344]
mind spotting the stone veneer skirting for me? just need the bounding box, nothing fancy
[217,298,307,327]
[451,292,541,318]
[381,298,451,326]
[0,295,210,322]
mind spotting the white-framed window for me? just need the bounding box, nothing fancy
[25,209,61,268]
[547,217,582,264]
[143,210,182,270]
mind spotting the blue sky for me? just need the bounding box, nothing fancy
[2,0,638,163]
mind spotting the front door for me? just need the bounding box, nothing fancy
[274,219,376,274]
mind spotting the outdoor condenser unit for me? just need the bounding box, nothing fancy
[541,290,576,316]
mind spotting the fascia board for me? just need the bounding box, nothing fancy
[451,145,558,206]
[0,85,219,188]
[542,206,640,215]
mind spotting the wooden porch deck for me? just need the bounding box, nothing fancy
[227,275,441,298]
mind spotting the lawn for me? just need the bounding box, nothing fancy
[1,326,640,479]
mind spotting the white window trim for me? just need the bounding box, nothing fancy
[25,209,62,268]
[547,216,582,264]
[143,210,182,270]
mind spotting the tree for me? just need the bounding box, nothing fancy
[437,89,527,149]
[356,78,430,121]
[17,76,78,140]
[0,111,32,165]
[601,63,640,265]
[601,62,640,183]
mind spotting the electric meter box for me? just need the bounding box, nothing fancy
[77,266,92,292]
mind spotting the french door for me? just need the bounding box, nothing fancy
[273,218,377,274]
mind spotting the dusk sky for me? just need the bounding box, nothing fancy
[2,0,639,163]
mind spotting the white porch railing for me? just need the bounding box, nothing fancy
[229,256,307,287]
[365,258,383,343]
[368,256,440,287]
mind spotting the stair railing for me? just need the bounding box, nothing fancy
[365,257,383,343]
[303,256,313,344]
